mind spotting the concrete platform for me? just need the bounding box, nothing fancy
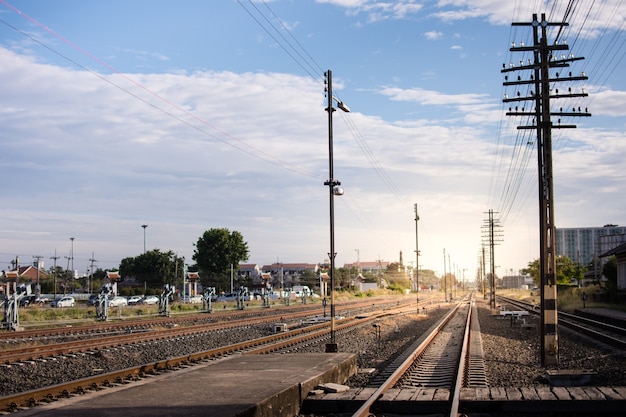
[18,353,357,417]
[575,307,626,328]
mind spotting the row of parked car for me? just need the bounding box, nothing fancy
[15,295,162,308]
[85,294,160,307]
[20,292,271,308]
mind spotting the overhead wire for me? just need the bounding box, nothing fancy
[491,0,626,248]
[1,0,408,259]
[0,0,322,181]
[236,0,323,83]
[238,0,411,238]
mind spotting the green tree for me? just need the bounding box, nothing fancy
[603,256,617,299]
[522,256,583,286]
[385,263,411,289]
[119,249,183,289]
[299,269,318,290]
[193,228,249,291]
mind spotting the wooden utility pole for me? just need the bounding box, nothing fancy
[482,210,502,310]
[502,13,590,366]
[50,251,60,298]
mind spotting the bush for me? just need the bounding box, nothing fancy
[387,283,407,294]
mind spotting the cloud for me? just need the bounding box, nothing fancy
[589,89,626,117]
[424,31,444,40]
[0,44,505,274]
[117,47,169,62]
[378,86,492,107]
[318,0,423,21]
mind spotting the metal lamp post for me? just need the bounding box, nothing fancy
[414,204,419,312]
[141,224,148,253]
[324,69,349,353]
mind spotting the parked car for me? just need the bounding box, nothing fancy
[87,294,99,306]
[108,296,128,307]
[181,295,202,304]
[51,296,75,308]
[216,293,237,302]
[140,295,159,305]
[127,295,143,305]
[19,295,46,307]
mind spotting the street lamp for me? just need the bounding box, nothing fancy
[324,69,349,353]
[70,237,75,279]
[414,204,419,312]
[141,224,148,253]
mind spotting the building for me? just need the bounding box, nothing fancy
[556,224,626,267]
[501,274,532,289]
[600,242,626,291]
[343,261,389,275]
[259,263,319,289]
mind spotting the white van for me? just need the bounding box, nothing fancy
[291,286,311,297]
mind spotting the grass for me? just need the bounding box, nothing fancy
[14,290,432,326]
[16,297,321,325]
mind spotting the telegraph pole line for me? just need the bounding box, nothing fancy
[414,203,420,311]
[442,249,447,302]
[89,252,98,294]
[482,210,502,309]
[50,251,60,298]
[502,13,590,367]
[32,255,43,295]
[481,246,487,300]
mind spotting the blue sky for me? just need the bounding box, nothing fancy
[1,0,625,282]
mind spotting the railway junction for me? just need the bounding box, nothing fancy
[1,294,625,416]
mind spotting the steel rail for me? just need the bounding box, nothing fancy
[448,297,473,417]
[1,313,300,364]
[350,301,464,417]
[2,298,420,363]
[496,295,626,351]
[1,297,416,342]
[0,304,414,412]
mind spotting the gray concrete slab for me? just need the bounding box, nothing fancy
[17,353,357,417]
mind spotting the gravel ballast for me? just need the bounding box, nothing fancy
[1,298,625,401]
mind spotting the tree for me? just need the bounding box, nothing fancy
[522,255,583,286]
[193,228,249,291]
[603,256,617,299]
[385,263,411,289]
[119,249,184,289]
[299,270,318,290]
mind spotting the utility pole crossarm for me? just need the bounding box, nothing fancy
[501,12,591,368]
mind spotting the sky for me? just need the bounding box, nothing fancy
[1,0,625,283]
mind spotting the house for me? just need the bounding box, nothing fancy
[5,265,49,281]
[260,263,319,288]
[237,264,261,284]
[343,261,389,275]
[600,242,626,291]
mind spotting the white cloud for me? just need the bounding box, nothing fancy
[318,0,423,21]
[378,86,492,107]
[424,31,444,40]
[589,89,626,117]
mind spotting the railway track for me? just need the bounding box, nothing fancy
[346,293,485,417]
[0,301,420,413]
[496,295,626,352]
[1,298,423,362]
[0,300,339,345]
[300,294,626,417]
